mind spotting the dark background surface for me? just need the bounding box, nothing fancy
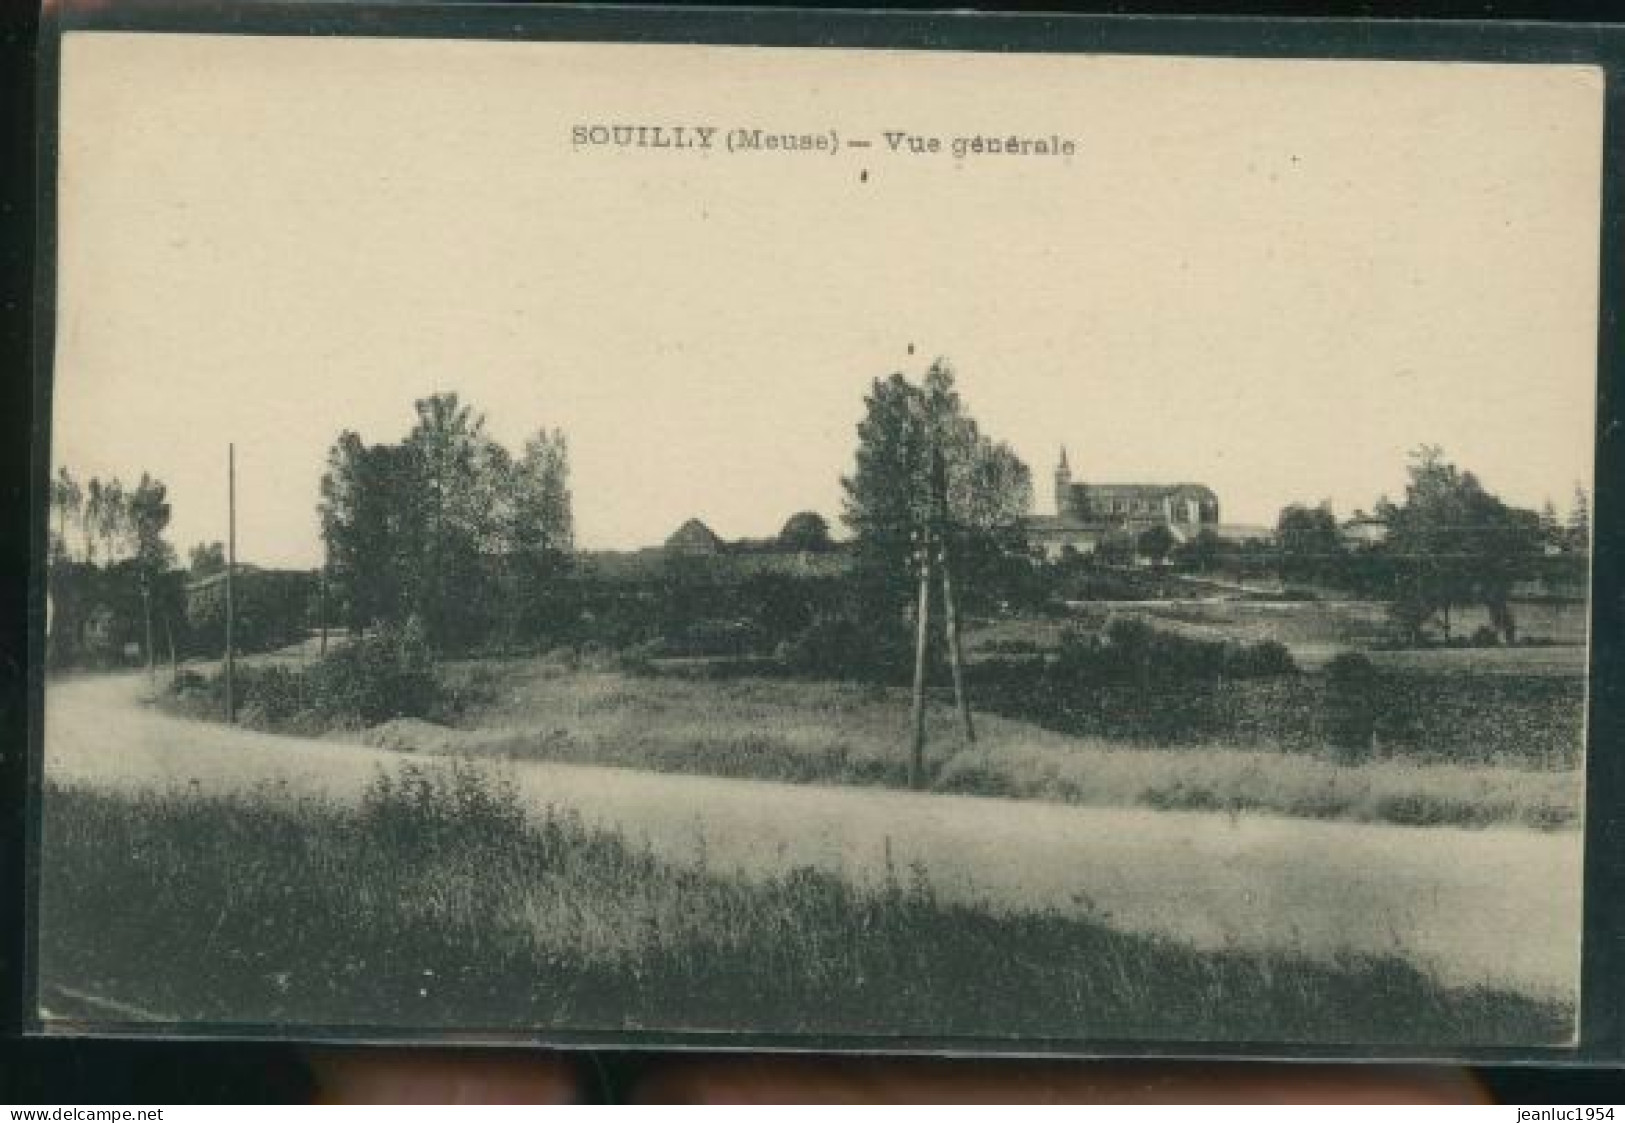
[3,0,1623,1103]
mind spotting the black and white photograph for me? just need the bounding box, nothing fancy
[33,25,1603,1051]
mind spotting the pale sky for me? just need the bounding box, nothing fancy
[53,33,1603,567]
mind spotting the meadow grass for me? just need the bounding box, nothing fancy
[39,767,1568,1044]
[421,663,1580,830]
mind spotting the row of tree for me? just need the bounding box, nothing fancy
[46,469,175,670]
[48,469,175,572]
[1274,447,1584,643]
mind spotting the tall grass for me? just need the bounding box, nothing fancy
[39,767,1568,1044]
[435,666,1581,830]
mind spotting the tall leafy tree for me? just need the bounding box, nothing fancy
[406,393,503,648]
[1378,446,1541,643]
[91,477,129,563]
[1276,502,1344,583]
[318,396,577,650]
[1568,484,1591,553]
[49,467,82,563]
[1137,523,1176,567]
[1539,500,1562,551]
[320,432,423,635]
[840,360,1031,614]
[82,478,105,564]
[509,429,574,558]
[188,541,227,577]
[502,429,576,641]
[127,473,174,678]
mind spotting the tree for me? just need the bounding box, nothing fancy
[189,541,227,577]
[778,511,833,552]
[318,397,576,651]
[1175,527,1223,574]
[1378,446,1542,644]
[82,478,105,564]
[320,432,424,635]
[405,393,495,647]
[840,360,1032,615]
[322,432,428,635]
[509,429,574,557]
[1136,524,1175,567]
[126,474,174,680]
[1095,532,1135,568]
[49,467,82,563]
[1568,484,1591,553]
[91,477,129,563]
[503,428,576,643]
[1276,502,1343,584]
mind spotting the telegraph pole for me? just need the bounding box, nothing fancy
[225,443,236,724]
[908,524,933,790]
[939,547,976,745]
[908,432,986,788]
[931,447,975,744]
[318,564,328,657]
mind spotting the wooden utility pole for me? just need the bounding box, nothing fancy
[908,526,933,790]
[939,537,976,745]
[908,440,983,788]
[141,575,155,691]
[317,564,328,657]
[931,448,975,744]
[225,442,236,724]
[164,613,178,687]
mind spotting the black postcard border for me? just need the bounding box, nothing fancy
[20,0,1625,1065]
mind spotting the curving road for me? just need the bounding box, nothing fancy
[42,673,1582,1001]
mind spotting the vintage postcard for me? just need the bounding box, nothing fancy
[33,22,1604,1051]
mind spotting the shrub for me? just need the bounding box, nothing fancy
[1226,639,1297,677]
[1053,617,1293,687]
[162,620,448,733]
[1322,652,1380,760]
[305,621,442,726]
[232,665,307,729]
[1325,651,1377,680]
[782,615,910,682]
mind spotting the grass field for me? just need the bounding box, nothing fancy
[967,599,1588,667]
[36,767,1571,1044]
[396,662,1581,830]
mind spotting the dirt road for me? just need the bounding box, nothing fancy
[43,673,1582,1000]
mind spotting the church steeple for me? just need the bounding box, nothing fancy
[1055,446,1073,517]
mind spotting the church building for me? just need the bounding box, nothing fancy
[1026,448,1221,560]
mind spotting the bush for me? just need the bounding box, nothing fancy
[662,618,765,658]
[1323,652,1380,761]
[1226,639,1297,677]
[302,622,441,726]
[782,615,910,682]
[1050,617,1295,688]
[163,620,448,733]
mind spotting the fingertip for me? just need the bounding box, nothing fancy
[307,1048,581,1104]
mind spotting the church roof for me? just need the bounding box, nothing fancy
[1072,482,1217,501]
